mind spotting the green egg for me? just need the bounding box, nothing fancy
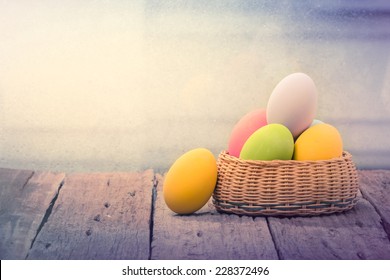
[239,124,294,160]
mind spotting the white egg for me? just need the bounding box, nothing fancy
[266,73,318,138]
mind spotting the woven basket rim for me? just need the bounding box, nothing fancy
[214,150,359,216]
[219,150,353,166]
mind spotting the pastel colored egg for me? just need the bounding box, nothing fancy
[240,124,294,160]
[163,148,217,214]
[228,108,267,157]
[293,123,343,161]
[266,73,318,138]
[310,119,324,127]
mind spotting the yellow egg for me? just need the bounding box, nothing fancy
[163,148,217,214]
[293,123,343,160]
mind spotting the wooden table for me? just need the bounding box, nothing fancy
[1,168,390,260]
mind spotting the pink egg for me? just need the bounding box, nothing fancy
[228,108,267,157]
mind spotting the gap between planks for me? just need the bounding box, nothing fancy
[26,170,154,260]
[25,178,65,259]
[148,174,159,260]
[0,169,66,260]
[358,170,390,241]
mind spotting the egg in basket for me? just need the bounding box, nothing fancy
[163,73,358,217]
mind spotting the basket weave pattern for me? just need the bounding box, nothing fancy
[213,151,359,216]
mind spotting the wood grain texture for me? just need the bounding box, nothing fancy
[151,174,278,260]
[268,198,390,259]
[2,169,390,260]
[27,170,154,260]
[358,170,390,237]
[0,168,65,259]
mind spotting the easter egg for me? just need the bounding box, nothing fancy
[228,108,267,157]
[310,119,324,127]
[240,124,294,160]
[163,148,217,214]
[293,123,343,160]
[266,73,318,138]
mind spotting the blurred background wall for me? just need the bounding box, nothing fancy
[1,0,389,172]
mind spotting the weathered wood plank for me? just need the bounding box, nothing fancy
[151,174,278,260]
[2,168,389,260]
[358,170,390,237]
[268,197,390,259]
[27,170,154,260]
[0,168,65,259]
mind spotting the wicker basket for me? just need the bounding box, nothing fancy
[213,150,359,217]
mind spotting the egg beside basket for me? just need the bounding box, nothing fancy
[212,150,359,217]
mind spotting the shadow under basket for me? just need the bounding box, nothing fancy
[213,151,359,217]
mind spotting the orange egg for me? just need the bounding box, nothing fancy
[293,123,343,160]
[163,148,217,214]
